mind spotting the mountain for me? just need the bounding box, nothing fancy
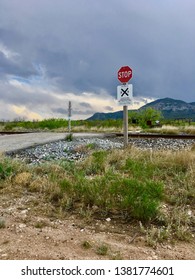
[87,97,195,121]
[139,97,195,120]
[87,111,123,121]
[140,97,194,111]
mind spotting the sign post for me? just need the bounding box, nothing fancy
[117,66,133,148]
[123,105,128,148]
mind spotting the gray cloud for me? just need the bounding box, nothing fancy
[0,0,195,120]
[52,107,95,116]
[79,102,93,109]
[52,108,67,115]
[104,106,114,111]
[72,109,95,115]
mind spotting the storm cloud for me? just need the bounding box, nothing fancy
[0,0,195,120]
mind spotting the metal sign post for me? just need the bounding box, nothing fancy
[117,66,133,148]
[123,105,128,148]
[117,83,133,148]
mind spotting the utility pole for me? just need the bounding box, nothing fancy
[68,101,72,133]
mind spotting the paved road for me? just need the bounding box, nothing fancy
[0,132,107,154]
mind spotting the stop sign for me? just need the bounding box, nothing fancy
[118,66,132,83]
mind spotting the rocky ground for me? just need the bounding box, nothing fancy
[8,137,195,164]
[1,136,195,260]
[0,188,195,260]
[0,197,195,260]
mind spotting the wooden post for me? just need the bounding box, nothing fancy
[123,105,128,148]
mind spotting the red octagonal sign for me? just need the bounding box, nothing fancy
[118,66,132,83]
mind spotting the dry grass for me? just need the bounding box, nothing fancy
[0,146,195,245]
[72,126,122,133]
[48,125,142,133]
[54,124,195,135]
[146,125,195,135]
[183,125,195,135]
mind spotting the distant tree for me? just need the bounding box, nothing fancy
[139,108,163,128]
[128,111,140,125]
[129,108,163,128]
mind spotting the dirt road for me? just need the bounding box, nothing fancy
[0,189,194,260]
[0,132,106,154]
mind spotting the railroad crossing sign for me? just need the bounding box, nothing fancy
[117,84,133,105]
[118,66,132,83]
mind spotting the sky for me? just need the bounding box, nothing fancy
[0,0,195,120]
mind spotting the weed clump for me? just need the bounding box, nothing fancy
[65,133,73,142]
[82,240,92,249]
[0,161,13,180]
[0,219,5,229]
[96,244,109,256]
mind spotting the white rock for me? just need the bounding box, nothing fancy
[187,210,192,216]
[18,224,26,228]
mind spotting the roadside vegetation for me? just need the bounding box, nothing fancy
[1,108,195,134]
[0,145,194,246]
[1,118,123,133]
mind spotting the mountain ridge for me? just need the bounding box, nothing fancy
[87,97,195,121]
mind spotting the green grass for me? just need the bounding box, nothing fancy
[0,157,21,180]
[0,162,13,180]
[0,145,195,244]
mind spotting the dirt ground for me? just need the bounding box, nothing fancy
[0,191,194,260]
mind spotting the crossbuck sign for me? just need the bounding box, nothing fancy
[117,84,133,105]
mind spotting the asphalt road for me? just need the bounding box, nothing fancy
[0,132,107,154]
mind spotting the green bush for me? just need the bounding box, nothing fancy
[0,161,13,180]
[3,119,69,130]
[57,169,163,222]
[129,108,163,128]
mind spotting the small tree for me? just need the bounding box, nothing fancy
[129,108,163,128]
[139,107,163,128]
[128,111,140,125]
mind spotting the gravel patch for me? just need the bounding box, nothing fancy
[8,138,123,164]
[128,138,195,151]
[7,137,195,164]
